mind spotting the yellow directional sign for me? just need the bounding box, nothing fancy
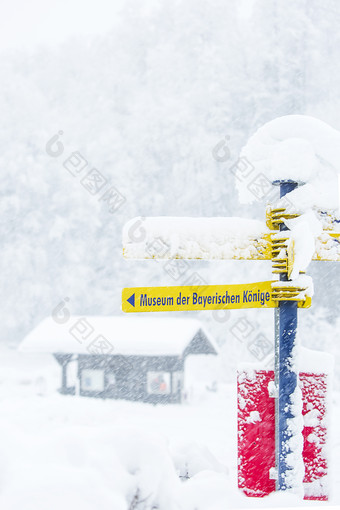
[122,281,311,313]
[122,281,275,313]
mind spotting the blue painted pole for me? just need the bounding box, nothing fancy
[275,180,298,491]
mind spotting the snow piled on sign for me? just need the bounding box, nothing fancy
[237,114,340,210]
[123,216,269,260]
[283,211,323,279]
[235,115,340,278]
[272,274,314,300]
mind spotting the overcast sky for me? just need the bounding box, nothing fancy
[0,0,126,52]
[0,0,254,53]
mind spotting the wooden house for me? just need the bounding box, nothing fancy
[20,316,218,404]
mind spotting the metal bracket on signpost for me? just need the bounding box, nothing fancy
[272,180,299,491]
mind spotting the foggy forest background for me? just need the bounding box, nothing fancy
[2,0,340,384]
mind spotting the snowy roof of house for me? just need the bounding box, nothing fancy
[19,316,218,357]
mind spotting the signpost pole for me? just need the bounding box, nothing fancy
[275,180,299,491]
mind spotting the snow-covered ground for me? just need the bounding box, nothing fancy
[0,345,338,509]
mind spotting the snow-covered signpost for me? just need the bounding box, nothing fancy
[273,179,300,493]
[122,115,340,501]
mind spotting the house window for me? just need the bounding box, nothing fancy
[81,369,104,392]
[106,372,116,387]
[147,371,170,395]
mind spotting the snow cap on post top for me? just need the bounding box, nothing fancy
[236,115,340,208]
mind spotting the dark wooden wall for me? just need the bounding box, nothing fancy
[76,354,184,404]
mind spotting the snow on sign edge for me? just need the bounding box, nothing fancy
[123,216,269,260]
